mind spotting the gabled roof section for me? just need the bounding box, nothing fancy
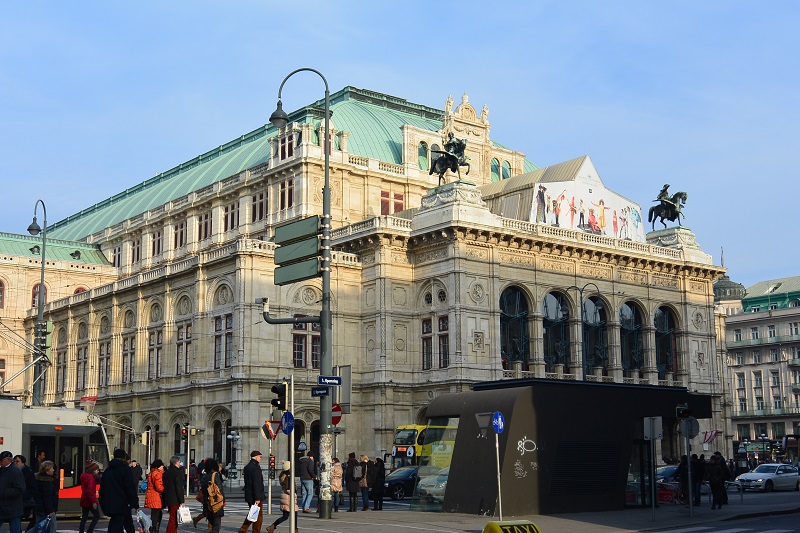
[480,156,588,199]
[46,86,539,241]
[0,232,110,265]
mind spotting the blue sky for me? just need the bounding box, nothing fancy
[2,1,797,288]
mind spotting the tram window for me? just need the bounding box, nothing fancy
[59,437,84,489]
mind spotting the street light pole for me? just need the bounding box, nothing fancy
[270,68,333,519]
[27,199,49,406]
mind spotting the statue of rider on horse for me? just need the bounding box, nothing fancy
[648,183,688,230]
[430,132,470,185]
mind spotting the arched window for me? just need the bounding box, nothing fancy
[502,161,511,180]
[293,420,307,462]
[32,283,47,309]
[580,297,608,378]
[790,300,800,308]
[225,419,232,465]
[73,287,87,294]
[500,287,530,370]
[213,420,223,461]
[173,423,182,455]
[655,306,678,379]
[542,292,570,373]
[154,424,160,463]
[491,158,500,182]
[418,142,429,170]
[620,302,644,377]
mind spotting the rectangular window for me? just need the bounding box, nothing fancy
[198,212,212,241]
[790,322,799,336]
[311,336,321,370]
[56,350,67,394]
[279,134,294,160]
[422,337,432,370]
[793,347,800,359]
[151,230,163,256]
[751,306,761,312]
[252,192,267,222]
[774,396,782,409]
[132,238,141,263]
[771,371,780,386]
[224,201,240,231]
[0,358,4,386]
[122,334,136,383]
[279,179,294,210]
[754,371,763,388]
[736,352,744,365]
[738,424,751,440]
[753,350,761,364]
[176,323,192,375]
[770,348,778,362]
[98,340,110,388]
[148,330,163,379]
[214,314,233,369]
[734,329,742,342]
[739,397,747,411]
[768,325,776,338]
[756,397,764,410]
[174,221,187,249]
[769,303,778,310]
[438,316,449,368]
[381,191,390,216]
[755,422,767,436]
[293,335,306,368]
[737,373,745,388]
[751,327,759,340]
[394,193,404,213]
[76,346,88,391]
[112,246,122,268]
[774,422,786,438]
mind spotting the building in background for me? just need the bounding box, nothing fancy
[0,87,725,488]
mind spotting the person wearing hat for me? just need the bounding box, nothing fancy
[266,461,298,533]
[238,451,264,533]
[145,460,166,533]
[0,450,26,533]
[79,460,102,533]
[99,448,139,533]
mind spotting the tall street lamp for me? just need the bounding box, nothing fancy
[270,68,333,519]
[561,283,605,379]
[27,199,49,406]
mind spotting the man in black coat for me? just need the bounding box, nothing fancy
[344,452,361,512]
[238,451,264,533]
[13,455,37,532]
[161,456,186,533]
[371,457,385,510]
[98,448,139,533]
[0,450,26,533]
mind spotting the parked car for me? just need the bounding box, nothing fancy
[736,464,800,492]
[416,467,450,503]
[372,466,419,500]
[656,465,710,494]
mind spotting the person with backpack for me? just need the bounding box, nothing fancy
[200,459,225,533]
[266,462,298,533]
[358,455,370,511]
[344,453,361,512]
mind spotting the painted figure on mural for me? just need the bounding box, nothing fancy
[587,209,600,232]
[535,185,547,224]
[578,199,586,227]
[592,199,609,230]
[568,196,577,228]
[612,210,618,237]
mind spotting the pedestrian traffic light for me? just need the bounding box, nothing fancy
[181,423,188,441]
[271,381,287,411]
[676,404,691,418]
[268,454,276,480]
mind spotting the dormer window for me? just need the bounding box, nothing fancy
[280,134,294,160]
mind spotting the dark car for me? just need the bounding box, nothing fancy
[371,466,419,500]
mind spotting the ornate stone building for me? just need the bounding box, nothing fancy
[0,87,725,471]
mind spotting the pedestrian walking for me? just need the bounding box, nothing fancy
[358,455,371,511]
[238,451,264,533]
[714,451,730,505]
[344,453,361,512]
[99,449,139,533]
[31,460,59,533]
[161,456,185,533]
[131,460,144,491]
[200,459,225,533]
[691,454,704,506]
[144,460,165,533]
[371,456,385,510]
[707,455,727,509]
[13,455,36,533]
[0,450,26,533]
[79,460,102,533]
[266,462,299,533]
[297,452,315,513]
[330,458,343,512]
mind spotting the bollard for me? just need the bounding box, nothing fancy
[482,520,542,533]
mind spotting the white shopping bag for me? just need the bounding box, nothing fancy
[178,504,193,524]
[246,504,260,522]
[136,510,152,532]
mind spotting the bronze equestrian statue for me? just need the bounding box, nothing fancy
[430,132,470,185]
[648,184,688,230]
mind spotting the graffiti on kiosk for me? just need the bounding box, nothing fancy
[517,436,537,455]
[514,459,527,478]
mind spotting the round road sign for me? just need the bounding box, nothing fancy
[332,403,342,426]
[280,411,295,435]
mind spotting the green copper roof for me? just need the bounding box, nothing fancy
[0,232,110,265]
[47,87,539,241]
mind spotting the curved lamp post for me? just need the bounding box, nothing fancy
[27,200,48,405]
[561,283,605,379]
[270,68,333,520]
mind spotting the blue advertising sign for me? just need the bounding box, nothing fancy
[492,411,505,434]
[280,411,295,435]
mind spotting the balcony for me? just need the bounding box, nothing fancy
[728,334,800,347]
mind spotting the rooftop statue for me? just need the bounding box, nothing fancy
[430,132,470,185]
[648,183,688,230]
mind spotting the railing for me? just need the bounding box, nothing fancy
[348,155,369,167]
[727,334,800,347]
[378,161,405,175]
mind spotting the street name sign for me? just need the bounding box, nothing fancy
[311,386,329,397]
[318,375,342,386]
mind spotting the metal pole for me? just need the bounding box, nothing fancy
[495,432,503,520]
[274,67,333,519]
[289,375,296,533]
[267,439,272,515]
[686,432,693,516]
[186,425,191,498]
[30,200,47,406]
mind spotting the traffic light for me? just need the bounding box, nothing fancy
[676,404,691,419]
[268,454,276,480]
[271,382,287,411]
[181,423,189,441]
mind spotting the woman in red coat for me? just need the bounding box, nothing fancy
[144,460,166,533]
[79,461,101,533]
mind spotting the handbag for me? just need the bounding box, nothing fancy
[195,490,204,503]
[178,504,192,524]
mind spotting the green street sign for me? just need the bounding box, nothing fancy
[275,236,319,265]
[275,215,320,246]
[274,258,321,286]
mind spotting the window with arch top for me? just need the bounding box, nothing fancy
[418,142,429,170]
[491,158,500,182]
[501,161,511,180]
